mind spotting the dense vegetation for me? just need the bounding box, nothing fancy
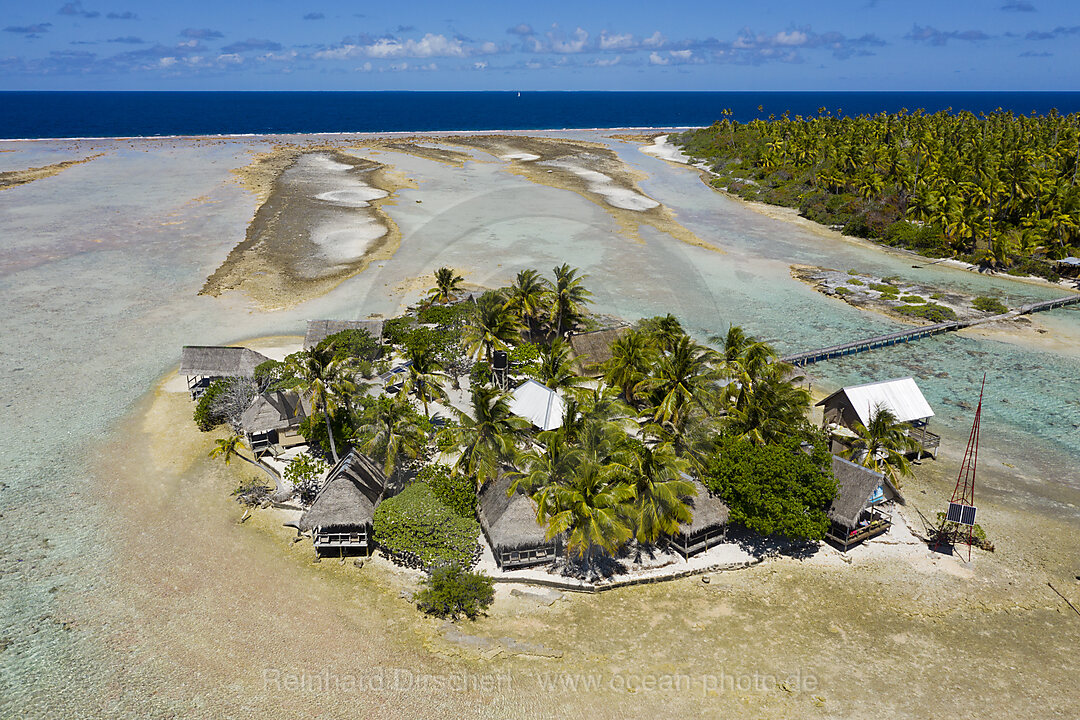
[673,109,1080,278]
[205,265,872,580]
[373,482,482,570]
[705,436,836,541]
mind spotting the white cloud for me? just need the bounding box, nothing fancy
[158,56,176,67]
[549,26,589,53]
[216,53,241,64]
[643,31,665,47]
[649,51,669,65]
[773,30,808,46]
[599,32,634,50]
[670,49,693,60]
[313,45,357,60]
[473,61,488,69]
[365,33,466,58]
[591,55,621,66]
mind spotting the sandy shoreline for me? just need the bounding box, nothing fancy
[74,351,1080,719]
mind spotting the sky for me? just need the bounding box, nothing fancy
[1,0,1078,91]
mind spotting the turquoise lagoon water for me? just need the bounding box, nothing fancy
[0,132,1078,715]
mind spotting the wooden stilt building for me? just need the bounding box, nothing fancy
[825,455,905,551]
[297,450,387,556]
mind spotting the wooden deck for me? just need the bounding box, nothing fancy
[781,294,1080,368]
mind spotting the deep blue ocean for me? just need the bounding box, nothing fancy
[2,91,1080,139]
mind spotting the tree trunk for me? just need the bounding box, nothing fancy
[324,409,339,463]
[236,453,283,492]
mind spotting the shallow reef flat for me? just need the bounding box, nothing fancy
[439,134,715,251]
[202,145,413,308]
[0,152,105,190]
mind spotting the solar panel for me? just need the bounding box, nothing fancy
[946,502,964,523]
[959,505,977,526]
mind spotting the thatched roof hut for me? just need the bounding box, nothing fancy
[180,346,271,379]
[671,478,729,559]
[825,455,904,550]
[478,473,558,570]
[241,390,305,435]
[298,451,387,555]
[304,319,384,350]
[241,390,308,454]
[568,328,627,376]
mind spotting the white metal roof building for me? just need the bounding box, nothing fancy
[508,380,565,431]
[817,377,934,427]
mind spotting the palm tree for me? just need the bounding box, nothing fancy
[464,290,520,366]
[641,401,718,471]
[444,385,529,486]
[547,264,592,339]
[427,267,464,304]
[285,348,358,463]
[603,329,656,404]
[722,363,811,445]
[208,434,280,485]
[512,433,578,495]
[354,395,429,480]
[842,403,918,487]
[533,459,634,576]
[505,268,549,338]
[400,343,448,418]
[643,314,685,353]
[623,441,694,545]
[635,335,721,426]
[533,338,586,394]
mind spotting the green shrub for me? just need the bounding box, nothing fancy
[972,296,1009,314]
[419,463,476,518]
[383,315,417,346]
[298,413,351,460]
[848,278,864,286]
[900,295,925,304]
[834,287,851,296]
[869,282,899,296]
[1006,257,1060,282]
[374,483,481,570]
[895,303,957,323]
[284,454,329,506]
[415,564,495,620]
[704,436,836,541]
[316,328,381,362]
[417,302,474,327]
[193,380,229,431]
[930,292,944,300]
[847,269,859,275]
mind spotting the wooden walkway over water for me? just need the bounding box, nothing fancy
[780,294,1080,368]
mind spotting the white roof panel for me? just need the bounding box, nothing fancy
[508,380,564,431]
[840,377,934,426]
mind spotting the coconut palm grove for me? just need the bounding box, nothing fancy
[674,109,1080,278]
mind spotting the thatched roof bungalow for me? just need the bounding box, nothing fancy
[825,455,904,551]
[298,451,387,556]
[304,319,384,350]
[241,390,309,456]
[568,327,627,377]
[670,478,730,560]
[478,473,559,570]
[179,345,270,399]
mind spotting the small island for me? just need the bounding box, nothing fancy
[183,265,942,619]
